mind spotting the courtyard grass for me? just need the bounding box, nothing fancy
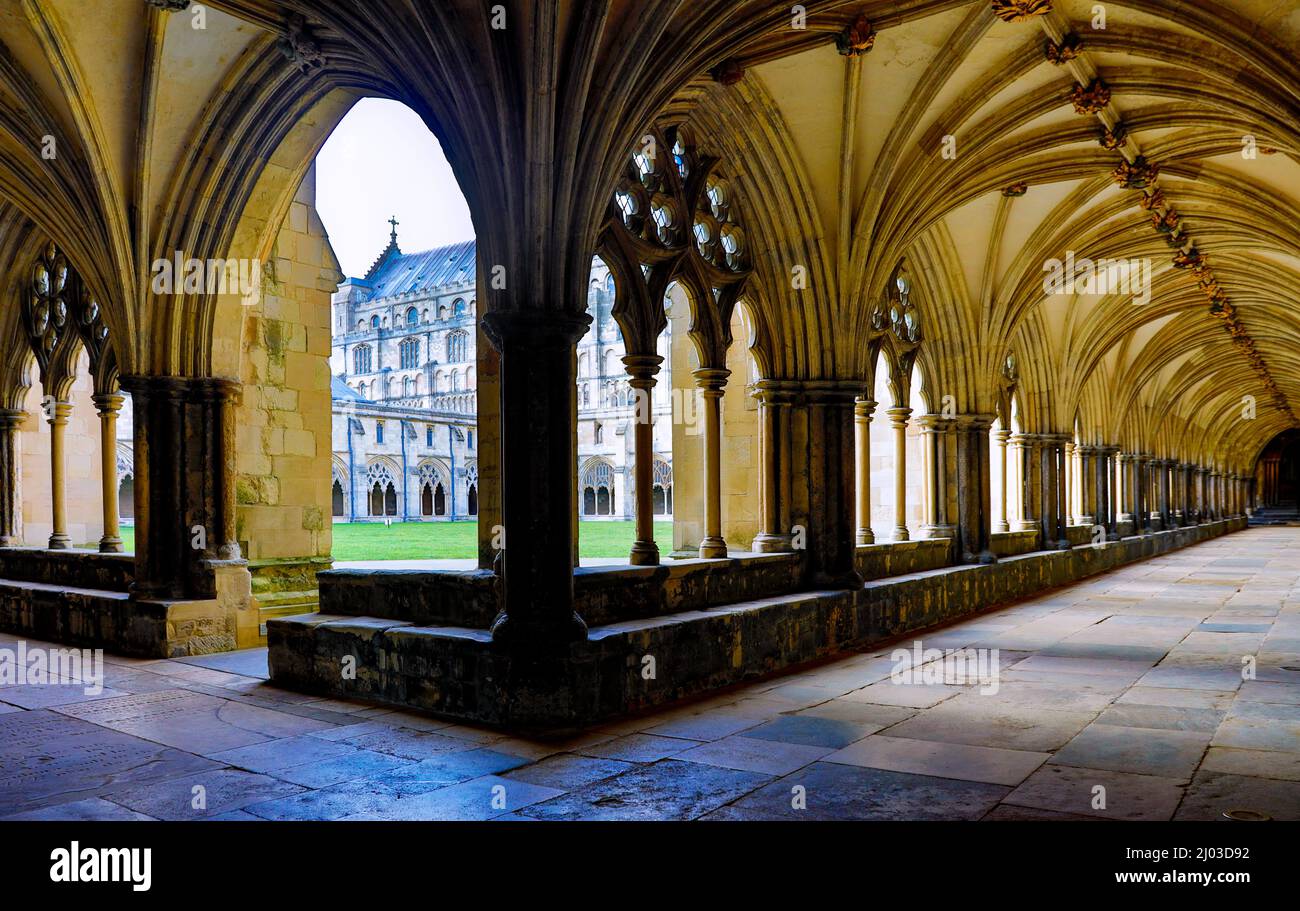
[330,519,673,562]
[95,520,673,562]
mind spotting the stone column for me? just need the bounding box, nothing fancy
[624,354,663,566]
[793,381,863,588]
[954,414,996,564]
[93,393,125,553]
[1117,453,1135,527]
[480,311,590,647]
[1160,459,1173,527]
[752,382,794,553]
[1039,434,1070,550]
[693,367,730,559]
[0,409,23,546]
[993,427,1011,533]
[47,400,73,549]
[1076,445,1097,526]
[1010,432,1040,535]
[886,406,911,541]
[854,397,876,545]
[916,414,956,540]
[1065,440,1077,525]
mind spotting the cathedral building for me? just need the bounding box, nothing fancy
[329,227,673,522]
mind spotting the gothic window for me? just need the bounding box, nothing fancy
[468,430,474,449]
[354,345,372,374]
[594,421,603,444]
[332,480,345,517]
[370,315,379,329]
[403,376,415,396]
[438,304,448,320]
[400,337,419,368]
[366,462,398,517]
[447,330,468,363]
[652,457,673,516]
[581,459,615,516]
[376,421,385,444]
[467,483,478,516]
[453,298,467,317]
[406,307,418,327]
[426,426,434,447]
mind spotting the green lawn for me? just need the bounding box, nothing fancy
[102,520,672,562]
[330,519,674,562]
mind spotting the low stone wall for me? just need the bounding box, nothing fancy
[990,529,1039,558]
[0,547,134,592]
[856,537,950,580]
[269,518,1247,728]
[318,553,805,629]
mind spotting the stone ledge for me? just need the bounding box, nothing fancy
[268,518,1247,729]
[0,547,134,592]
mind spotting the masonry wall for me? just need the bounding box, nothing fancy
[18,350,105,547]
[234,164,341,640]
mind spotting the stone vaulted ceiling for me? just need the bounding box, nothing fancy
[0,0,1295,475]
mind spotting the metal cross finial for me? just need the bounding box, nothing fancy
[388,215,399,242]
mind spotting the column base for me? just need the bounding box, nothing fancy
[921,524,956,540]
[891,527,910,542]
[47,534,71,550]
[751,533,794,553]
[1079,514,1095,527]
[698,537,728,559]
[856,528,875,545]
[628,541,660,566]
[1012,520,1037,533]
[992,521,1010,533]
[98,536,124,554]
[490,611,588,648]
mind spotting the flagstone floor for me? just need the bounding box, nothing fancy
[3,526,1300,821]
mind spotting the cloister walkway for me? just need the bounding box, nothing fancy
[2,527,1298,821]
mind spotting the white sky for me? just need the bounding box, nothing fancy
[314,98,475,279]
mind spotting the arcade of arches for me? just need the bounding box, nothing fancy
[0,1,1298,731]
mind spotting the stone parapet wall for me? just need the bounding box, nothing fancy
[0,547,133,591]
[270,518,1246,728]
[855,537,950,580]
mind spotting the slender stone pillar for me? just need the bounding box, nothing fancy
[93,393,125,553]
[752,382,794,553]
[480,311,590,647]
[854,398,876,545]
[47,401,73,549]
[1065,440,1077,525]
[694,367,730,559]
[624,354,663,566]
[1077,445,1097,526]
[1160,459,1173,527]
[1039,434,1070,550]
[886,406,911,541]
[1010,432,1040,535]
[993,427,1011,533]
[916,414,956,540]
[0,409,23,546]
[1117,453,1135,527]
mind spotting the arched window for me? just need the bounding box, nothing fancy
[366,463,398,517]
[370,315,380,329]
[434,483,447,516]
[447,330,468,363]
[403,376,416,397]
[652,457,673,516]
[581,459,615,516]
[354,345,372,374]
[332,480,345,517]
[594,421,603,445]
[400,337,419,369]
[375,420,385,443]
[406,307,418,327]
[438,304,448,320]
[453,298,467,317]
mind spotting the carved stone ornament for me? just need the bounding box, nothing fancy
[278,13,326,74]
[1045,34,1081,65]
[1002,182,1029,197]
[1070,78,1111,114]
[835,14,876,57]
[1112,156,1159,189]
[709,58,745,86]
[992,0,1052,23]
[1099,123,1127,150]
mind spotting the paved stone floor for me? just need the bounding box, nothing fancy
[3,526,1299,821]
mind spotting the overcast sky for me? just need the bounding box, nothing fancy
[315,98,475,278]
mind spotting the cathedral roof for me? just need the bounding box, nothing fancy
[355,239,476,301]
[331,375,369,402]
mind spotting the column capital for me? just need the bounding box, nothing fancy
[0,408,25,430]
[45,401,73,425]
[91,392,125,415]
[621,354,663,386]
[914,412,955,432]
[884,405,912,427]
[692,367,730,394]
[854,397,877,419]
[480,309,591,354]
